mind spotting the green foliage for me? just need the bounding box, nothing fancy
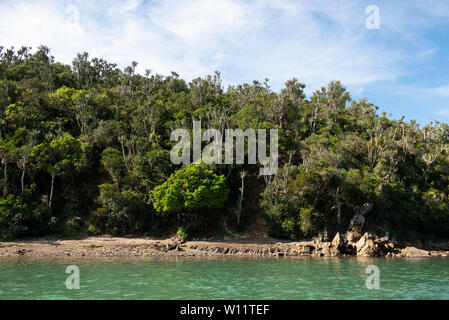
[0,195,30,239]
[101,147,123,184]
[0,195,50,240]
[31,134,90,176]
[177,227,188,240]
[1,45,449,240]
[152,164,230,214]
[64,216,85,237]
[97,183,153,235]
[87,223,101,236]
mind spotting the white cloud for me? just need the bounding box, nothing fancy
[117,0,143,13]
[0,0,445,94]
[148,0,257,44]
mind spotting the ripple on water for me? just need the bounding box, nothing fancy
[0,256,448,299]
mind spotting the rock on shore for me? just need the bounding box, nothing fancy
[0,234,448,258]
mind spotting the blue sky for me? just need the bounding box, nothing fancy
[1,0,449,125]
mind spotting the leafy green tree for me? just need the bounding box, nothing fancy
[31,134,90,208]
[2,44,449,240]
[152,164,229,214]
[0,137,14,196]
[96,183,152,235]
[0,194,50,240]
[101,147,124,187]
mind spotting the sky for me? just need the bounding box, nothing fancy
[1,0,449,125]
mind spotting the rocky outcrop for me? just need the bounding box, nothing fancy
[0,234,446,258]
[332,232,346,249]
[148,236,440,258]
[180,237,439,258]
[307,231,403,257]
[401,246,430,258]
[354,233,376,256]
[348,203,373,234]
[150,235,186,252]
[344,230,361,242]
[313,241,340,257]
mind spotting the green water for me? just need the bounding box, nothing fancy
[0,256,448,299]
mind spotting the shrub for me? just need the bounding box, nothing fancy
[0,195,50,240]
[177,227,188,240]
[97,184,153,235]
[87,223,101,236]
[64,216,84,237]
[152,164,229,214]
[151,164,230,237]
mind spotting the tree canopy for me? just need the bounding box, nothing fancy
[1,45,449,241]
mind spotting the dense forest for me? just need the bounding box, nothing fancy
[1,45,449,241]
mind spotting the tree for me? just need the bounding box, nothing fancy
[0,137,14,196]
[2,44,449,240]
[236,170,247,225]
[31,134,90,208]
[152,164,229,214]
[101,147,123,187]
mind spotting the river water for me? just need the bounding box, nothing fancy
[0,256,448,299]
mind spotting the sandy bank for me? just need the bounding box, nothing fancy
[1,235,449,258]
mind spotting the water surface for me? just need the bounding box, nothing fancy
[0,256,448,299]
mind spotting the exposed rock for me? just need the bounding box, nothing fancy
[0,233,447,258]
[314,241,340,256]
[315,229,330,243]
[430,251,443,257]
[348,203,373,234]
[163,235,187,251]
[331,232,347,249]
[402,246,430,258]
[16,249,27,255]
[357,240,376,257]
[345,230,361,242]
[355,233,366,249]
[355,233,376,256]
[170,235,186,244]
[348,214,365,234]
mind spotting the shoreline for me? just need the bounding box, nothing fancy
[1,235,449,258]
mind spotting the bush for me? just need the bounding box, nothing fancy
[177,227,188,240]
[152,164,230,214]
[64,216,84,236]
[97,184,153,235]
[261,169,322,240]
[151,164,230,237]
[87,223,101,236]
[0,195,50,240]
[299,207,318,237]
[261,193,299,239]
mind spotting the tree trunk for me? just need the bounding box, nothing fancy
[3,159,7,195]
[237,172,246,225]
[119,139,130,171]
[49,173,55,209]
[334,191,342,224]
[20,158,26,192]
